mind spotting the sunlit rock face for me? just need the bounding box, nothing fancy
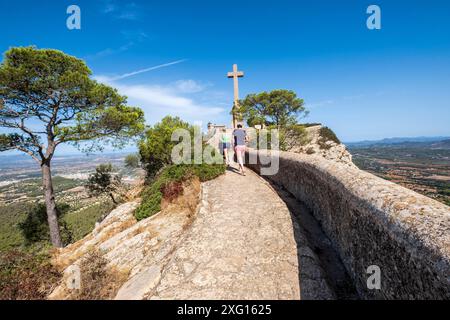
[49,179,201,300]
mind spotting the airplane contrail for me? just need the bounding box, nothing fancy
[111,59,187,80]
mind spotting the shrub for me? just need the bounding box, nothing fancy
[135,164,225,221]
[161,180,184,202]
[139,116,194,178]
[191,163,227,182]
[302,122,322,128]
[0,249,61,300]
[256,124,309,151]
[319,126,341,144]
[71,250,126,300]
[280,124,310,151]
[318,127,340,150]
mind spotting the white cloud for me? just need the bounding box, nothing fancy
[93,76,226,124]
[173,79,208,93]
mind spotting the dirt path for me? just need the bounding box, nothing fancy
[147,164,334,300]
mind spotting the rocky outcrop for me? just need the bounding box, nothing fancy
[49,178,201,300]
[246,149,450,299]
[286,125,354,166]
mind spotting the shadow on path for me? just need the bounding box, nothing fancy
[226,165,240,174]
[259,176,360,300]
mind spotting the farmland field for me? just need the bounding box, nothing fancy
[348,139,450,206]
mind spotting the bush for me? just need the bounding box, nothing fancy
[161,180,184,202]
[279,124,310,151]
[124,153,140,169]
[302,122,322,128]
[139,116,194,178]
[256,124,309,151]
[71,250,126,300]
[318,127,340,150]
[135,164,225,221]
[319,126,341,144]
[191,163,227,182]
[0,249,61,300]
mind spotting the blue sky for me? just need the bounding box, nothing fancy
[1,0,449,153]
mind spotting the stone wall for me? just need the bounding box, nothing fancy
[246,149,450,299]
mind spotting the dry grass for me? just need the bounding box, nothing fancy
[69,249,127,300]
[0,249,61,300]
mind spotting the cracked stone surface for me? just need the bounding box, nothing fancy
[147,164,333,300]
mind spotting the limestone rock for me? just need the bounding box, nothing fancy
[49,179,201,300]
[287,125,355,167]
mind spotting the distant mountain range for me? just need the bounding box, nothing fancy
[346,136,450,149]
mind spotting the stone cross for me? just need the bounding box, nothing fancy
[227,64,244,128]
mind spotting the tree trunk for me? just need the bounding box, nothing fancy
[42,162,63,248]
[109,192,118,205]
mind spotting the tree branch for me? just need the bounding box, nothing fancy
[14,145,40,163]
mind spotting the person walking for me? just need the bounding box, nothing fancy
[220,128,231,165]
[233,124,248,176]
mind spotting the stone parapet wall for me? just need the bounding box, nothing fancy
[246,149,450,299]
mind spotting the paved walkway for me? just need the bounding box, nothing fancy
[147,164,333,300]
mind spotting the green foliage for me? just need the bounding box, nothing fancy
[0,199,116,253]
[18,203,73,246]
[0,202,31,252]
[256,124,309,151]
[135,164,225,221]
[302,123,322,128]
[139,116,194,178]
[318,126,341,150]
[0,177,81,202]
[0,248,61,300]
[239,90,308,128]
[191,163,227,182]
[319,127,341,144]
[0,46,145,247]
[0,47,146,155]
[124,153,140,169]
[279,124,310,151]
[86,163,122,204]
